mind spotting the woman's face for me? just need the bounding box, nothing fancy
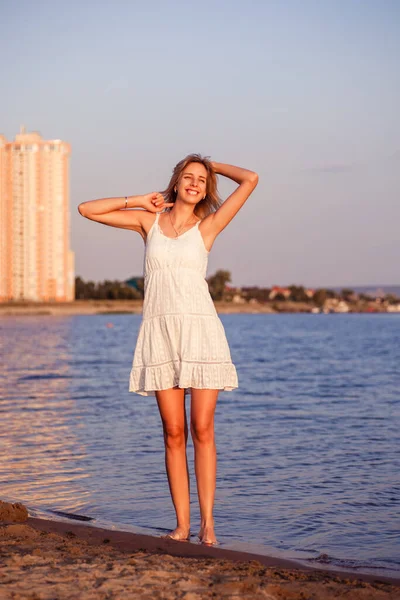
[176,162,208,204]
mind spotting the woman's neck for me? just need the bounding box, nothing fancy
[169,201,198,227]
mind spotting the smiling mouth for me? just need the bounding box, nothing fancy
[186,189,199,196]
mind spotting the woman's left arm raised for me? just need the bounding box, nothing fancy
[203,162,258,241]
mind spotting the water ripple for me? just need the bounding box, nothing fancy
[0,313,399,577]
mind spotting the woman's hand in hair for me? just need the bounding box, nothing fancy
[198,162,258,248]
[140,192,174,213]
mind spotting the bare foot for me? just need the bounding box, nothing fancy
[162,526,190,541]
[197,523,218,545]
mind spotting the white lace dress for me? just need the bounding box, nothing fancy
[129,211,238,396]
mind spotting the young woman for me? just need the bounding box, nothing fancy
[78,155,258,545]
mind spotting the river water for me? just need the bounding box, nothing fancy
[1,313,399,578]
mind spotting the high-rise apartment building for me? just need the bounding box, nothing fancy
[0,126,75,302]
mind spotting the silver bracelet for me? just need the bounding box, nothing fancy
[124,196,128,209]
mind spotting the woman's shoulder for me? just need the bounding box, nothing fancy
[141,210,159,224]
[137,210,159,241]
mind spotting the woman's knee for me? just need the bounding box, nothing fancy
[190,420,214,445]
[163,422,186,449]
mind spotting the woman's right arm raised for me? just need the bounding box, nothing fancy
[78,193,173,235]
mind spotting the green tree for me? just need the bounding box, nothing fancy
[75,276,86,299]
[85,280,96,299]
[313,289,328,307]
[207,270,231,301]
[386,294,399,305]
[341,288,354,301]
[242,286,271,302]
[288,285,308,302]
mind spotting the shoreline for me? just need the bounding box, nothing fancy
[0,299,393,316]
[0,300,276,316]
[1,501,399,598]
[26,515,400,586]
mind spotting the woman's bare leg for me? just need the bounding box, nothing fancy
[156,387,190,540]
[190,388,219,544]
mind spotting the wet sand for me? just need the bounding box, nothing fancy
[0,501,398,599]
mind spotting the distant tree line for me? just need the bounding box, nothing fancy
[75,276,143,300]
[76,271,235,302]
[75,275,399,305]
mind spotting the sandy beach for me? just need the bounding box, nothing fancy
[0,299,390,317]
[0,299,304,316]
[0,501,398,599]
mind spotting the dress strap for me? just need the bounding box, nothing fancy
[147,211,160,242]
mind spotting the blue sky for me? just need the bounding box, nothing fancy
[1,0,399,287]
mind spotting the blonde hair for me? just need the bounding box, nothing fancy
[161,153,221,219]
